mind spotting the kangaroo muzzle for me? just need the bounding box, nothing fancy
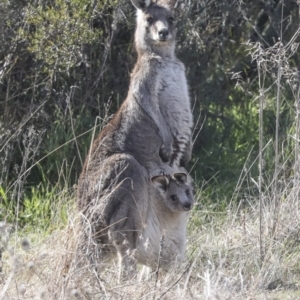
[159,28,169,41]
[156,21,171,42]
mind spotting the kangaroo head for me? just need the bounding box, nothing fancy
[131,0,178,55]
[151,172,194,212]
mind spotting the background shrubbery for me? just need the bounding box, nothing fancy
[0,0,299,235]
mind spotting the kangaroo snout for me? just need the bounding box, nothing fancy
[158,28,169,41]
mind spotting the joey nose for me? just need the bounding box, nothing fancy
[159,29,169,40]
[183,202,191,210]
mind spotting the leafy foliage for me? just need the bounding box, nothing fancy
[1,0,300,223]
[19,0,103,71]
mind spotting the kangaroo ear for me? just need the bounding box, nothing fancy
[151,175,169,192]
[131,0,152,10]
[172,172,187,184]
[157,0,178,10]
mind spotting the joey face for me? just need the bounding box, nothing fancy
[151,172,194,212]
[131,0,177,53]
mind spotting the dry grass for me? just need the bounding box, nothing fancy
[1,179,299,299]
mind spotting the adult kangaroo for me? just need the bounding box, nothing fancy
[79,0,193,183]
[77,0,193,281]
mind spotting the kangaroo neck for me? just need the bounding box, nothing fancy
[135,42,175,60]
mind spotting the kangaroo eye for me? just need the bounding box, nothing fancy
[147,17,154,24]
[186,189,190,196]
[168,17,175,24]
[171,195,177,201]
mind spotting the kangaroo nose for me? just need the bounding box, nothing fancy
[158,29,169,40]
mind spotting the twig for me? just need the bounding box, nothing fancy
[258,59,265,264]
[158,263,191,299]
[153,235,164,300]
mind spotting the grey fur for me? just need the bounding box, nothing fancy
[79,153,194,281]
[130,0,193,168]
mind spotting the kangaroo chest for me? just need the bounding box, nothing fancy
[157,60,192,137]
[136,206,187,269]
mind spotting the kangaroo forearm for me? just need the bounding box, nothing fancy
[180,136,192,166]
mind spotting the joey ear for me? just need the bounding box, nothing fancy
[151,175,169,192]
[131,0,152,10]
[172,172,187,184]
[163,0,178,10]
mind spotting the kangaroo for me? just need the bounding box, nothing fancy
[79,153,194,281]
[79,0,193,186]
[136,170,194,272]
[77,0,193,281]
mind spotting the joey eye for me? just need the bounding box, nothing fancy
[147,17,154,24]
[185,189,190,196]
[171,195,177,201]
